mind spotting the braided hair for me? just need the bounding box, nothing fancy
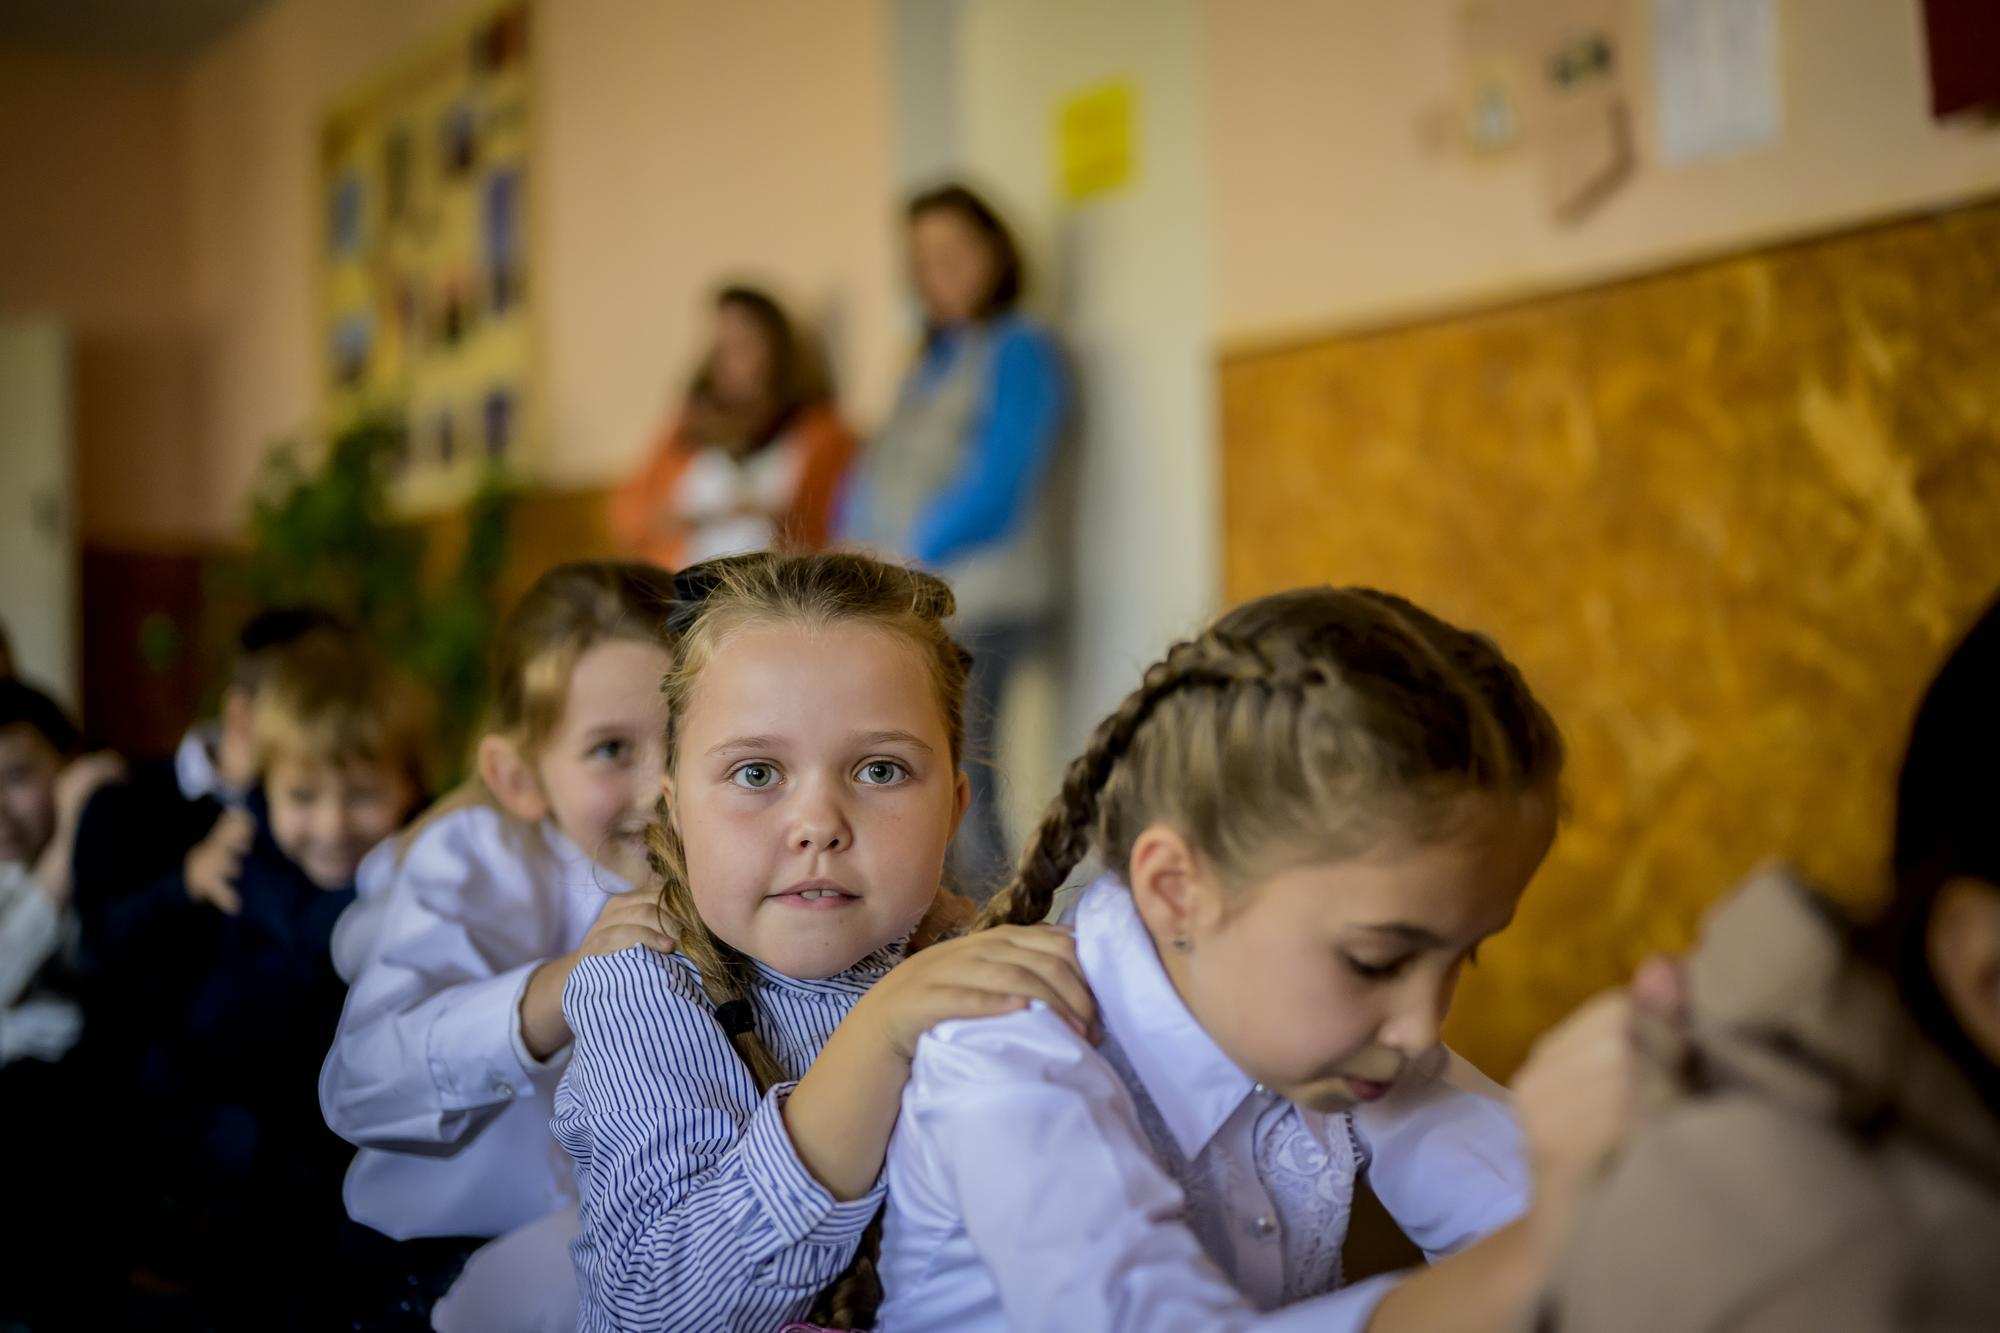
[646,550,972,1328]
[980,587,1563,930]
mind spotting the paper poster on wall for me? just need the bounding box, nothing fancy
[1654,0,1780,166]
[1056,79,1136,204]
[319,0,535,513]
[1453,0,1636,223]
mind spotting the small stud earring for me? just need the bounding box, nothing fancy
[1171,937,1191,953]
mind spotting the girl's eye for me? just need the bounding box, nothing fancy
[855,759,908,786]
[1342,953,1409,981]
[588,738,631,763]
[730,763,780,791]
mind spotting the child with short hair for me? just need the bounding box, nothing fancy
[74,604,351,963]
[554,551,1096,1332]
[117,633,427,1325]
[872,586,1633,1329]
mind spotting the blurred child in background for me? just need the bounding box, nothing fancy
[109,632,429,1327]
[322,561,682,1333]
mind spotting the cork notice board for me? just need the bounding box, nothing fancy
[1221,201,2000,1079]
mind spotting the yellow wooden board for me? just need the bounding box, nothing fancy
[1221,201,2000,1078]
[1057,79,1136,203]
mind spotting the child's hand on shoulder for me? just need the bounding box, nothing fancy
[185,808,255,916]
[519,891,676,1063]
[856,924,1098,1063]
[1512,956,1685,1255]
[575,889,678,960]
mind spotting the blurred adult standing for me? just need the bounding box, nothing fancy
[842,184,1069,887]
[615,286,856,568]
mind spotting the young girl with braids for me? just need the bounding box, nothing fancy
[552,551,1095,1332]
[873,585,1658,1330]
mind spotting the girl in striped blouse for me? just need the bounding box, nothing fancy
[553,552,1094,1332]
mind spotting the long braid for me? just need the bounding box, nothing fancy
[646,795,789,1088]
[976,634,1278,929]
[981,586,1562,929]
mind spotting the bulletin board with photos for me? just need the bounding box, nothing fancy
[319,1,534,513]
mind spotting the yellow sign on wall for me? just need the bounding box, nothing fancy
[1057,79,1136,203]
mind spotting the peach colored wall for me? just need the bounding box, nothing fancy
[0,51,209,544]
[181,0,899,537]
[1208,0,2000,347]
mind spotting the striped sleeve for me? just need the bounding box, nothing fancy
[555,948,882,1333]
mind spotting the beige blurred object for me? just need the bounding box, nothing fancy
[1220,198,2000,1080]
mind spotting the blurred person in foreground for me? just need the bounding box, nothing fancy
[1535,592,2000,1331]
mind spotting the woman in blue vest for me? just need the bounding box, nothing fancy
[843,184,1069,891]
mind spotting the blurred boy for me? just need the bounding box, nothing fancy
[119,633,431,1325]
[75,605,349,967]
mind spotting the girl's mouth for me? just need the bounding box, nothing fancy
[769,879,861,910]
[1342,1075,1392,1102]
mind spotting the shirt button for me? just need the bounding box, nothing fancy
[491,1077,515,1098]
[1250,1215,1277,1239]
[1252,1082,1269,1095]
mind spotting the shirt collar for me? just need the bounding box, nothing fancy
[175,725,228,804]
[1076,874,1258,1160]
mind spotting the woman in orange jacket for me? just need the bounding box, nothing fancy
[614,287,855,568]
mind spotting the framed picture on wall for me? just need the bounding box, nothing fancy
[318,0,535,513]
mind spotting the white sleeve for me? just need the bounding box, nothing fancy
[0,867,62,1010]
[900,1005,1406,1332]
[319,820,567,1150]
[1352,1048,1530,1260]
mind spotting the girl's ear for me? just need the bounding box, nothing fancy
[478,735,548,824]
[1127,823,1226,950]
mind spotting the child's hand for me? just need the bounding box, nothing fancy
[29,751,126,904]
[1511,957,1685,1254]
[575,890,677,960]
[854,924,1097,1063]
[185,808,255,916]
[519,891,676,1062]
[908,888,978,952]
[54,751,125,824]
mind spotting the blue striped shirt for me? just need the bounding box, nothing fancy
[554,943,900,1332]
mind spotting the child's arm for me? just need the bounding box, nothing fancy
[558,927,1094,1332]
[1351,1048,1531,1260]
[1363,987,1656,1332]
[784,923,1094,1199]
[558,949,883,1333]
[321,820,584,1148]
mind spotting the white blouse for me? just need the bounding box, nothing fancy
[319,803,630,1239]
[874,875,1529,1331]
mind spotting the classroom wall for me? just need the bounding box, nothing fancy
[0,50,207,546]
[1208,0,2000,347]
[181,0,902,537]
[956,0,1220,753]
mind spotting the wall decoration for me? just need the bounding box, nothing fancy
[319,1,534,512]
[1221,199,2000,1079]
[1056,79,1137,204]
